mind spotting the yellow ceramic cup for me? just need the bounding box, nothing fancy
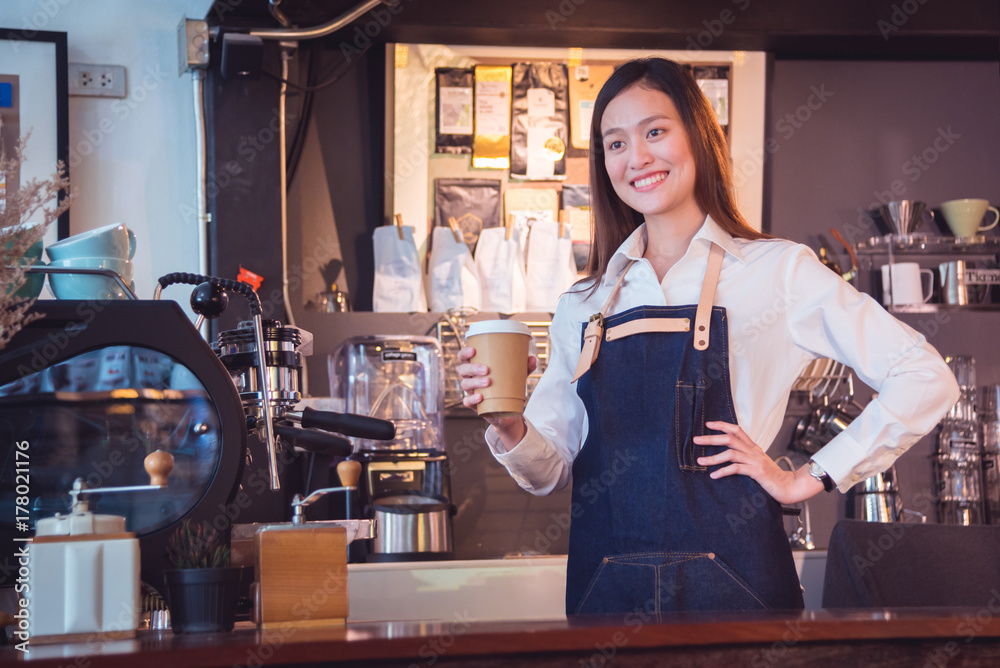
[940,199,1000,239]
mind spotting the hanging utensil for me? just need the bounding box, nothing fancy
[829,228,858,282]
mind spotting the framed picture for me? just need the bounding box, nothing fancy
[0,28,68,239]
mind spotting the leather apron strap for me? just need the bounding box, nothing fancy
[571,260,635,382]
[693,243,725,351]
[572,243,726,381]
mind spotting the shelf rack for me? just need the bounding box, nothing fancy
[854,234,1000,313]
[432,312,551,415]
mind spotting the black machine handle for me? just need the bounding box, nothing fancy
[274,424,354,457]
[293,407,396,441]
[156,272,261,316]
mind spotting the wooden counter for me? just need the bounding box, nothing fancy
[6,608,1000,667]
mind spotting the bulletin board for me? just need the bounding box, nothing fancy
[390,45,765,256]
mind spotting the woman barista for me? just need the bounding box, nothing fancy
[457,58,959,615]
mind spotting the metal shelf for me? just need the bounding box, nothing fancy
[886,303,1000,314]
[853,234,999,312]
[856,235,1000,257]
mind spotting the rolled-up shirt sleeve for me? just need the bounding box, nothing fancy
[783,246,960,492]
[486,292,587,495]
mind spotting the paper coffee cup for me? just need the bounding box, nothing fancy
[466,319,533,417]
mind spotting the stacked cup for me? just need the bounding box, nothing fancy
[934,355,984,526]
[44,223,136,299]
[982,385,1000,526]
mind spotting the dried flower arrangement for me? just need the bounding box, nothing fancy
[0,133,71,351]
[166,519,232,569]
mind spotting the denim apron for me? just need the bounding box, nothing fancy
[567,243,803,615]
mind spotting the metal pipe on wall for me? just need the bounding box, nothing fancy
[206,0,390,332]
[278,45,296,329]
[246,0,393,333]
[277,42,308,394]
[249,0,386,41]
[192,67,210,337]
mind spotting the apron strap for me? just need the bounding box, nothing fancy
[600,260,636,317]
[693,243,725,351]
[572,242,726,380]
[572,260,635,382]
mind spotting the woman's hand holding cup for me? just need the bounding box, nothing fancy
[457,345,537,450]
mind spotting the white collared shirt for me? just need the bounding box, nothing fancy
[487,216,960,493]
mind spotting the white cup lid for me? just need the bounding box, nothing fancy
[466,320,532,337]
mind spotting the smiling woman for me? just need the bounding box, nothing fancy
[600,88,698,228]
[584,58,769,292]
[600,87,701,280]
[457,56,959,617]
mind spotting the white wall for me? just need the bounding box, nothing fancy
[0,0,214,305]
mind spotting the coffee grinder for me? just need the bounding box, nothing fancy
[330,336,453,561]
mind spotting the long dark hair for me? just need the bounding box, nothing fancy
[580,58,769,295]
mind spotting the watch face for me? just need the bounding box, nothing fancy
[808,460,834,491]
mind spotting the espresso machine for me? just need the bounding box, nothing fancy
[330,336,454,562]
[0,274,395,603]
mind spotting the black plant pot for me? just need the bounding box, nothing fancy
[164,567,241,634]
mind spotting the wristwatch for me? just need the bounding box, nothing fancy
[808,459,835,493]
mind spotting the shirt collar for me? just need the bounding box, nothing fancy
[604,215,746,285]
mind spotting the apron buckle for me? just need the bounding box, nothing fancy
[573,313,605,382]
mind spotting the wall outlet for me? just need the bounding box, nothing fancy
[68,63,127,98]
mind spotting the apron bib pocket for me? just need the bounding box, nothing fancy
[676,382,708,471]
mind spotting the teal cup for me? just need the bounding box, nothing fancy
[45,223,136,262]
[47,256,134,300]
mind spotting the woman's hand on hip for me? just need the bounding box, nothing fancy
[456,346,537,449]
[694,421,825,504]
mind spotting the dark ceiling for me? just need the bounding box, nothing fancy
[209,0,999,59]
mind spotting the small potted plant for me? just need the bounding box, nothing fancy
[163,519,241,633]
